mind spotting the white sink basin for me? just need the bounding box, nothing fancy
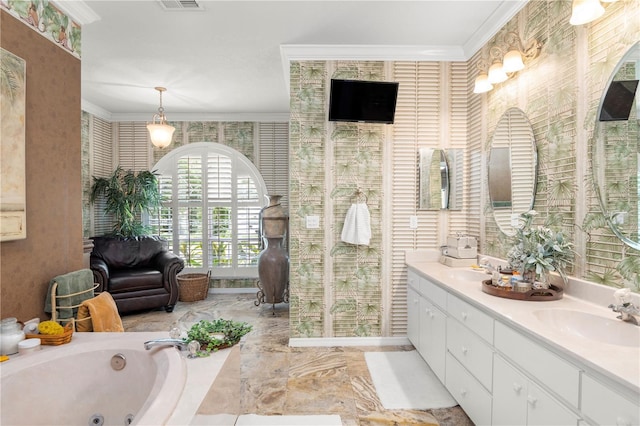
[445,269,490,283]
[533,309,640,348]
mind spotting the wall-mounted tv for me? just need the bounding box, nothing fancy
[328,79,399,124]
[599,79,638,121]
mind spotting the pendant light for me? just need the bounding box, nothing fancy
[147,87,175,149]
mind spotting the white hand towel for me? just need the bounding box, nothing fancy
[341,202,371,246]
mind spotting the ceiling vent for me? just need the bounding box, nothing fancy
[159,0,204,11]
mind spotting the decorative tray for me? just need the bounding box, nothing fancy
[482,279,563,301]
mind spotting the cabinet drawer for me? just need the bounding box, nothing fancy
[420,276,447,309]
[447,317,493,390]
[495,321,580,408]
[447,293,494,343]
[527,380,579,426]
[446,352,492,426]
[582,374,640,426]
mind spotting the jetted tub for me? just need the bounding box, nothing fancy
[0,332,186,426]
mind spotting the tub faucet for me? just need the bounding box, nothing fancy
[608,288,640,326]
[144,338,190,351]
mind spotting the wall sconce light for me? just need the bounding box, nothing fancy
[488,47,509,84]
[147,87,175,149]
[473,32,541,95]
[473,59,493,94]
[569,0,618,26]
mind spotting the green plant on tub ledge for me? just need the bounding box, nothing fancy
[506,210,575,289]
[185,319,252,357]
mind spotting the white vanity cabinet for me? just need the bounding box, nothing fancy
[419,294,446,382]
[407,285,421,349]
[445,292,495,424]
[493,354,579,426]
[406,270,447,381]
[406,263,639,426]
[581,374,640,426]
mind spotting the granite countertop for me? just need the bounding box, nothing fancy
[406,258,640,396]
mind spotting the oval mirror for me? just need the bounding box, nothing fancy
[592,42,640,249]
[487,108,537,236]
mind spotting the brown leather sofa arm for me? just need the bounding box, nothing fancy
[152,251,185,289]
[90,257,109,292]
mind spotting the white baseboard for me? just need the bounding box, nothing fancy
[288,336,411,347]
[209,288,258,294]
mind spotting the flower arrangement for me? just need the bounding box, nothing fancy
[506,210,574,287]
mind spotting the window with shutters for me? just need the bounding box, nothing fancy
[151,142,267,278]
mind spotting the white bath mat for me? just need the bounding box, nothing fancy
[365,351,457,410]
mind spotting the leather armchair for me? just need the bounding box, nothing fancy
[90,236,185,314]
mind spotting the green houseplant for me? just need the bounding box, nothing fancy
[90,166,161,237]
[507,210,575,287]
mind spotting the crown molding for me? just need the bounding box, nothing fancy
[81,99,112,121]
[104,111,289,123]
[280,44,466,93]
[462,0,528,58]
[51,1,100,26]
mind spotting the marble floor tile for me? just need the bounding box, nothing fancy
[121,293,473,425]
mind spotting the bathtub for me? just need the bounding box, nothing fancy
[0,332,186,426]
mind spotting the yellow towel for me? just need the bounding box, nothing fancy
[76,292,124,332]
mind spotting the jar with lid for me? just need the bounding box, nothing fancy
[1,317,26,355]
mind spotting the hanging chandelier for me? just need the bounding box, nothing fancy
[147,87,175,149]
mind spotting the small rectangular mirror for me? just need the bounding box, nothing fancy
[418,148,463,211]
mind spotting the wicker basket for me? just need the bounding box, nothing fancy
[26,321,73,346]
[178,271,210,302]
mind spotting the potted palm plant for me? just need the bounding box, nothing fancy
[90,166,161,237]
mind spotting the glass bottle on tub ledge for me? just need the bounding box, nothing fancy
[256,195,289,311]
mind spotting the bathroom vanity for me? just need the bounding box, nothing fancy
[406,258,640,426]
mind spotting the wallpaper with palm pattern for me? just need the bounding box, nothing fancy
[290,0,639,338]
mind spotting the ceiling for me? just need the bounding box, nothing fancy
[69,0,527,121]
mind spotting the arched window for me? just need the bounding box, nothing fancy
[151,142,267,278]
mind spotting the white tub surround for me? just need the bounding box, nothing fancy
[406,255,640,426]
[0,332,231,426]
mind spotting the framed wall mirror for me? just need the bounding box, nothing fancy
[418,148,463,211]
[487,108,537,236]
[592,42,640,250]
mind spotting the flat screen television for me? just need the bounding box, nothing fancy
[328,79,399,124]
[599,79,638,121]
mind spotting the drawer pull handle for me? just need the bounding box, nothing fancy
[512,383,522,394]
[527,396,537,407]
[461,312,468,320]
[425,308,431,314]
[616,417,631,426]
[461,346,468,355]
[460,389,467,397]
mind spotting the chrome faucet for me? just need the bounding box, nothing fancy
[608,288,640,326]
[144,338,190,351]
